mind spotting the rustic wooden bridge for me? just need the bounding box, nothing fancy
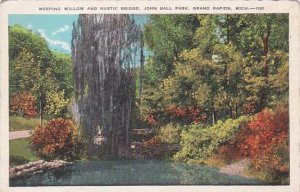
[131,129,154,135]
[130,128,180,159]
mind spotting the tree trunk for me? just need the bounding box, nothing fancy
[259,24,271,110]
[139,31,145,104]
[39,89,42,125]
[72,15,142,158]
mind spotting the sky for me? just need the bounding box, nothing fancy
[9,15,149,54]
[9,15,78,54]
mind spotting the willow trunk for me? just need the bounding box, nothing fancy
[71,14,141,158]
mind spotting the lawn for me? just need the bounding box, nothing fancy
[9,138,40,167]
[9,116,40,132]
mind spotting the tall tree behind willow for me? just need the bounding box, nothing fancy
[217,14,289,112]
[143,15,199,82]
[72,15,142,158]
[143,14,288,125]
[183,14,288,120]
[140,15,199,118]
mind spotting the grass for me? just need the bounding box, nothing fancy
[244,166,289,185]
[9,115,40,132]
[9,138,40,167]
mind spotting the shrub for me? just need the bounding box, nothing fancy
[174,116,248,162]
[30,118,80,160]
[45,90,70,117]
[10,92,37,117]
[164,105,204,124]
[144,114,159,126]
[238,106,289,182]
[158,123,181,144]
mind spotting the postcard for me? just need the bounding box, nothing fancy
[0,0,299,192]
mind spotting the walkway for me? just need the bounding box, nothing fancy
[219,159,250,177]
[9,130,31,140]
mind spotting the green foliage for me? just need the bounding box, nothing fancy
[9,25,74,119]
[144,15,199,81]
[141,14,289,125]
[193,15,220,58]
[140,15,200,122]
[9,25,51,66]
[174,116,249,162]
[225,14,288,57]
[161,60,211,107]
[158,124,181,144]
[45,90,70,117]
[10,49,41,94]
[50,51,74,98]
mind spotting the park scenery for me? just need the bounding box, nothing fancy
[9,14,289,186]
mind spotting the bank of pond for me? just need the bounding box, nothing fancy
[10,159,265,186]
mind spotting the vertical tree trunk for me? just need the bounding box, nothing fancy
[260,24,271,110]
[39,90,42,125]
[139,31,145,104]
[72,15,142,158]
[212,110,215,125]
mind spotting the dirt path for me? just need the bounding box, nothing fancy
[219,159,250,178]
[9,130,32,140]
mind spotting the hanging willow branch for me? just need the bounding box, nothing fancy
[71,14,142,158]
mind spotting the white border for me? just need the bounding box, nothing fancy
[0,1,299,192]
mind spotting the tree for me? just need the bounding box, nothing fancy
[221,14,289,111]
[140,15,200,125]
[144,15,199,81]
[144,14,288,125]
[72,14,142,158]
[9,48,41,94]
[9,25,51,66]
[50,52,74,98]
[9,25,74,121]
[9,25,54,123]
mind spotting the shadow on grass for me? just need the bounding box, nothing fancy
[10,155,31,167]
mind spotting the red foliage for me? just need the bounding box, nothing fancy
[164,104,202,123]
[238,107,289,171]
[145,114,158,126]
[10,92,37,117]
[30,118,79,159]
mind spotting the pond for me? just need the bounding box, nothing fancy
[10,160,263,186]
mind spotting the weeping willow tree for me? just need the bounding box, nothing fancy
[72,14,142,158]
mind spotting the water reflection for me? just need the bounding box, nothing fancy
[10,160,263,186]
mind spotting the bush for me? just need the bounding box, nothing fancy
[158,123,181,144]
[10,92,37,117]
[30,118,80,160]
[238,106,289,183]
[174,116,248,162]
[164,105,203,124]
[45,90,70,117]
